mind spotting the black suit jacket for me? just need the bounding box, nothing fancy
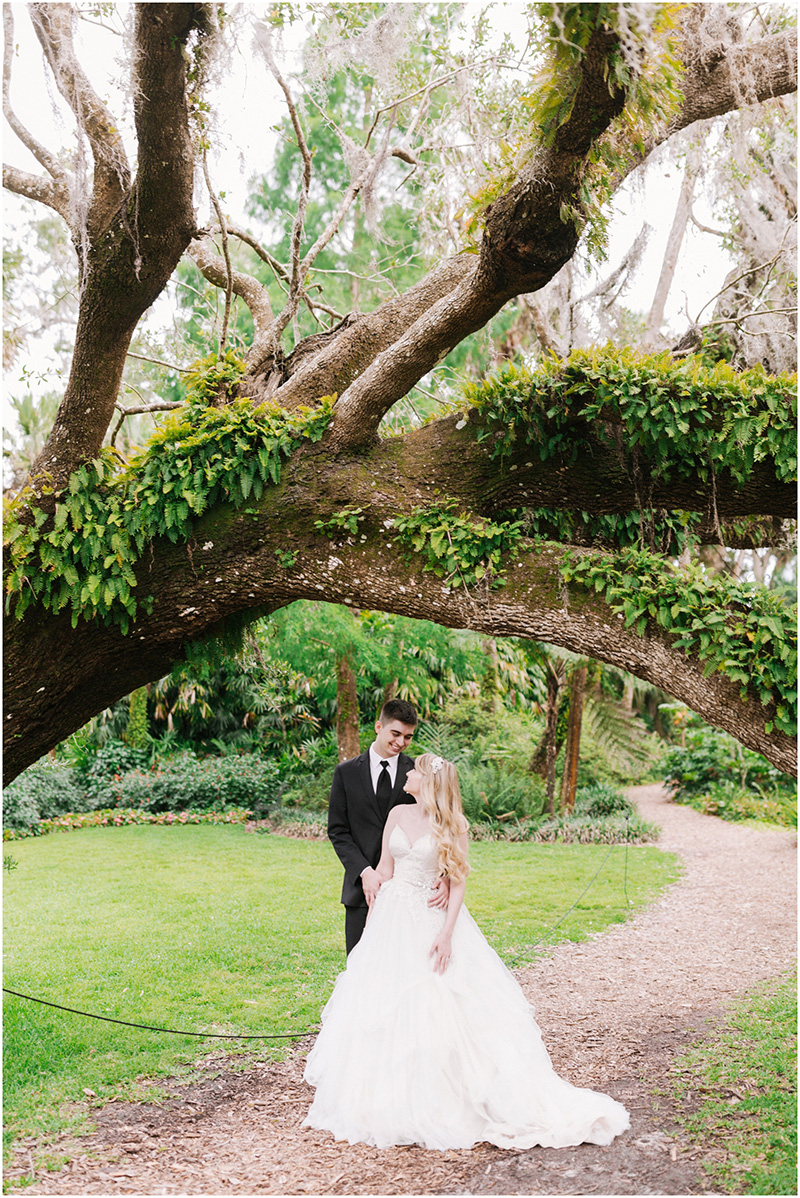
[328,750,416,908]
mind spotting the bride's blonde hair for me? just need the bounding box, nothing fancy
[414,753,470,884]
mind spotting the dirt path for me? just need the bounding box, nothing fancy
[8,786,796,1196]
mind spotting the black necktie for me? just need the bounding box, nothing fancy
[376,760,392,813]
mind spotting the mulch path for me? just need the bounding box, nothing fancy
[6,785,796,1196]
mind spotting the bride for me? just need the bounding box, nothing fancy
[303,753,630,1151]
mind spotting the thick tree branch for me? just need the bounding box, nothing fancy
[264,255,475,405]
[327,24,628,448]
[396,414,796,524]
[5,470,793,782]
[673,26,798,132]
[618,24,798,187]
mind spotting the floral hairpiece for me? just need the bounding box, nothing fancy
[430,756,444,775]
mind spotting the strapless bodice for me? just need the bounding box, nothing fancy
[388,824,440,892]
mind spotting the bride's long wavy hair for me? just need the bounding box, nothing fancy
[414,753,470,884]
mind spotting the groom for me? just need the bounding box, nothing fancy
[328,698,445,953]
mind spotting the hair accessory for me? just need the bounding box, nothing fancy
[430,756,444,775]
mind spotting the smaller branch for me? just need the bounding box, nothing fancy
[110,399,182,446]
[688,209,726,238]
[255,27,311,302]
[125,351,192,374]
[308,266,401,295]
[224,223,290,284]
[364,63,473,146]
[2,163,71,222]
[3,8,69,189]
[297,111,397,284]
[307,298,344,321]
[707,307,798,322]
[694,245,795,324]
[186,237,275,358]
[202,151,233,351]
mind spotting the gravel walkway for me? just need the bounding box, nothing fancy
[9,785,797,1196]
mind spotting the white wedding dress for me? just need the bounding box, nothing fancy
[303,825,630,1150]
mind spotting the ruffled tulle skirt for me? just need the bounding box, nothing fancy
[303,875,630,1150]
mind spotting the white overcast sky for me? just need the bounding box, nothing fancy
[3,2,735,405]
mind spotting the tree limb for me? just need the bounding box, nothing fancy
[2,163,71,223]
[29,2,130,239]
[27,3,205,493]
[5,478,793,781]
[186,236,275,359]
[3,8,71,193]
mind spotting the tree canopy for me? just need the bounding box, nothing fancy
[3,2,797,782]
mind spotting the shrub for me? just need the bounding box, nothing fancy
[83,741,149,808]
[531,814,659,844]
[90,752,281,814]
[683,780,796,828]
[279,773,331,813]
[3,760,86,831]
[3,807,253,841]
[458,761,546,824]
[663,721,796,828]
[662,724,794,801]
[573,782,634,819]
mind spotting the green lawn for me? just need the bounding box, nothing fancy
[4,824,679,1152]
[672,971,797,1195]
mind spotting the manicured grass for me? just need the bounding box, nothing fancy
[672,971,797,1195]
[467,840,678,965]
[4,824,679,1153]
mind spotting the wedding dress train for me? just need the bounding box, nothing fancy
[304,824,630,1150]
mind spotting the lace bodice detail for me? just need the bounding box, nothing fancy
[388,824,440,892]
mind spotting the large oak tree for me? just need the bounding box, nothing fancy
[3,3,797,782]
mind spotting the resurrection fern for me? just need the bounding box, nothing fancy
[4,357,335,633]
[314,507,365,537]
[518,506,703,554]
[561,547,797,738]
[393,502,524,589]
[464,347,797,486]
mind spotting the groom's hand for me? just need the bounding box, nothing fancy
[361,866,382,906]
[428,876,450,909]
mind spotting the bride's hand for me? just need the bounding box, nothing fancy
[429,931,453,974]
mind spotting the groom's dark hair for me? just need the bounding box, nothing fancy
[379,699,418,727]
